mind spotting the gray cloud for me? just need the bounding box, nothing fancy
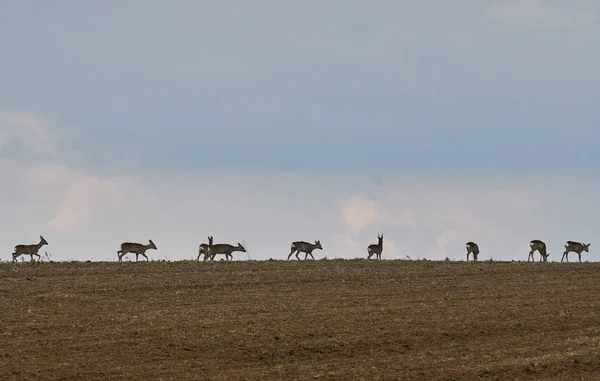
[1,1,599,172]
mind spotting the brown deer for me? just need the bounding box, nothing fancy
[12,235,48,262]
[561,241,590,263]
[288,240,323,260]
[466,241,479,262]
[206,242,246,261]
[367,234,383,259]
[529,240,549,262]
[197,236,214,261]
[117,239,157,262]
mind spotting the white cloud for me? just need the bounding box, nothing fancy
[4,164,600,262]
[0,111,58,158]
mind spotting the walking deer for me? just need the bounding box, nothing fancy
[561,241,590,263]
[12,235,48,262]
[288,240,322,260]
[529,240,550,262]
[466,241,479,262]
[206,242,246,261]
[197,236,214,261]
[117,239,157,262]
[367,234,383,259]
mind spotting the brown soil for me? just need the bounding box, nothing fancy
[1,259,600,381]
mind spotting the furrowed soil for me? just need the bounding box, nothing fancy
[2,260,600,381]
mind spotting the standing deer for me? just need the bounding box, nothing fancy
[466,241,479,262]
[288,240,323,260]
[367,234,384,260]
[12,236,48,262]
[529,240,550,262]
[206,242,246,261]
[561,241,590,263]
[117,239,157,262]
[197,236,214,261]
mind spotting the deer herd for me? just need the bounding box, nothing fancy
[9,234,592,264]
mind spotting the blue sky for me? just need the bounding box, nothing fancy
[1,1,599,261]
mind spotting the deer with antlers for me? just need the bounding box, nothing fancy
[197,236,214,261]
[288,240,323,260]
[206,241,246,261]
[528,240,550,262]
[367,234,384,260]
[12,235,48,262]
[117,239,157,262]
[561,241,590,263]
[466,241,479,262]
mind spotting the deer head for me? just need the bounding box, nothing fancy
[377,234,383,242]
[237,243,247,252]
[314,240,322,250]
[40,236,48,245]
[583,243,590,252]
[208,236,214,245]
[148,239,157,250]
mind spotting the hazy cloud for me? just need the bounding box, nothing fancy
[2,112,598,263]
[1,3,599,261]
[0,111,58,159]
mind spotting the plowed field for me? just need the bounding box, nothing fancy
[2,259,600,380]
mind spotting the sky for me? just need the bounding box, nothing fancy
[1,0,599,262]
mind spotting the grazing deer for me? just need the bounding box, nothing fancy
[529,240,550,262]
[288,240,323,260]
[206,242,246,261]
[466,241,479,262]
[117,239,157,262]
[367,234,384,260]
[197,236,214,261]
[561,241,590,263]
[12,236,48,262]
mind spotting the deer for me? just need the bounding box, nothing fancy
[197,236,214,261]
[12,235,48,262]
[466,241,479,262]
[117,239,157,262]
[561,241,590,263]
[367,234,384,259]
[528,240,550,262]
[206,242,246,261]
[288,240,323,260]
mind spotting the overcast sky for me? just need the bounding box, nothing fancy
[1,0,599,262]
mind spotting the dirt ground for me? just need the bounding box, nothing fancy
[1,259,600,381]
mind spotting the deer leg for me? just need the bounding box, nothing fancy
[33,253,41,262]
[141,253,149,261]
[295,251,301,260]
[367,249,373,259]
[578,252,582,262]
[562,252,568,262]
[528,251,534,262]
[466,252,470,262]
[287,248,296,260]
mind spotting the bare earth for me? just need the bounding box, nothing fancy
[2,259,600,380]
